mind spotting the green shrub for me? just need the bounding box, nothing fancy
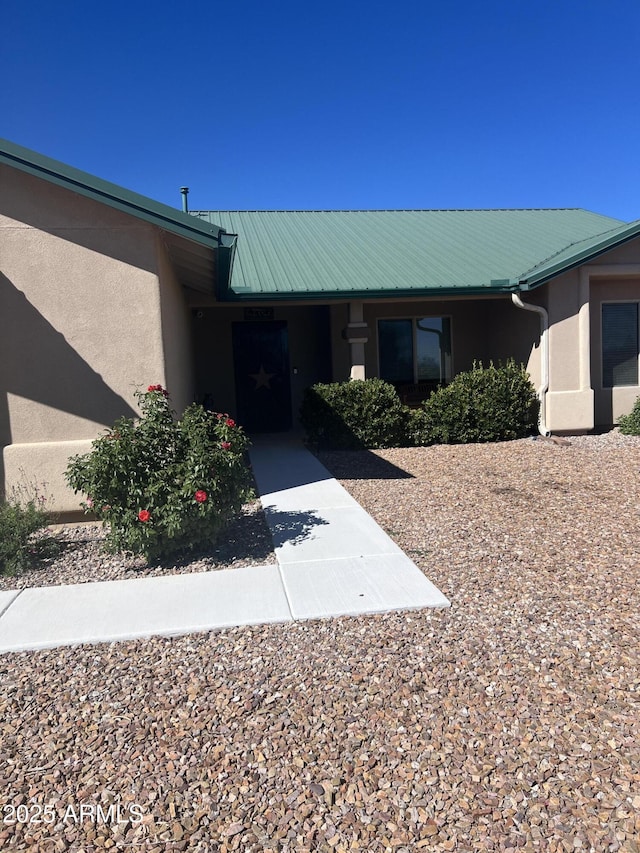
[410,360,539,445]
[0,482,54,576]
[65,385,253,563]
[300,378,408,449]
[618,396,640,435]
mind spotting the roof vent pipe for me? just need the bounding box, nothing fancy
[180,187,189,213]
[511,292,550,437]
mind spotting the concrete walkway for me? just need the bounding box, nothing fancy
[0,438,449,653]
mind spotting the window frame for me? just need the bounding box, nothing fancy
[376,314,453,385]
[601,300,640,389]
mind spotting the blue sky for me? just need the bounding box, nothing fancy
[3,0,640,220]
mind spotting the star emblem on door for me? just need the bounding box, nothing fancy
[249,364,275,390]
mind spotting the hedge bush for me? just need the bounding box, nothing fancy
[618,396,640,435]
[300,378,408,449]
[65,385,253,563]
[410,360,539,445]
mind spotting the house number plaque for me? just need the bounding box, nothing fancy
[244,307,274,321]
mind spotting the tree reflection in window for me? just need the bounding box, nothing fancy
[379,317,451,384]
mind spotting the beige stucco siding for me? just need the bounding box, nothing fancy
[590,277,640,426]
[484,297,541,386]
[545,270,584,393]
[156,236,193,414]
[192,307,235,413]
[330,303,351,381]
[588,241,640,265]
[527,272,593,432]
[362,297,539,380]
[584,242,640,425]
[0,165,169,510]
[536,239,640,430]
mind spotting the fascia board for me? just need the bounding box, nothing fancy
[219,283,518,302]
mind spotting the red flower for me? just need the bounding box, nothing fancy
[138,509,151,522]
[225,418,236,427]
[194,490,208,503]
[221,441,231,450]
[147,384,169,397]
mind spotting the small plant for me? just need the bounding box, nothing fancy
[618,396,640,435]
[410,360,539,445]
[300,378,409,449]
[0,481,54,576]
[65,385,254,562]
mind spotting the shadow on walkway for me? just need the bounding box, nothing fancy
[263,508,330,548]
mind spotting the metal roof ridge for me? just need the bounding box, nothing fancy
[518,219,638,280]
[516,219,640,289]
[190,207,589,214]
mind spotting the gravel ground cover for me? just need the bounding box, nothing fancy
[0,432,639,851]
[0,501,276,591]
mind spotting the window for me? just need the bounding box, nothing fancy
[602,303,639,387]
[378,317,452,384]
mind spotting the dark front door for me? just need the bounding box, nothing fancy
[232,321,292,432]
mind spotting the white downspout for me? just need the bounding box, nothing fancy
[511,292,550,436]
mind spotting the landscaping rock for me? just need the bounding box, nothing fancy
[0,431,638,850]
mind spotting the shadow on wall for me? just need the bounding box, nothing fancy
[0,273,137,444]
[0,392,7,499]
[0,165,158,275]
[596,387,614,429]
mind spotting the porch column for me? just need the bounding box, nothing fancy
[578,269,591,391]
[344,301,370,380]
[545,270,594,432]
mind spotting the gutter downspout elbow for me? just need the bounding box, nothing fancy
[511,292,550,437]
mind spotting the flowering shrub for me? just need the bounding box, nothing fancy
[0,481,56,576]
[65,386,253,562]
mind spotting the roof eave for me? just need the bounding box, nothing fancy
[518,220,640,290]
[220,282,518,302]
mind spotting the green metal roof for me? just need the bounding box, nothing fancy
[191,208,630,300]
[0,138,235,294]
[4,138,636,301]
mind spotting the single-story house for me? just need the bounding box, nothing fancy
[2,137,640,512]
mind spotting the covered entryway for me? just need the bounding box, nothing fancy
[232,321,292,432]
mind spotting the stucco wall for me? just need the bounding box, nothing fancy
[156,236,194,414]
[0,165,168,510]
[585,241,640,425]
[330,303,351,380]
[588,241,640,265]
[532,241,640,431]
[192,306,238,414]
[362,297,538,379]
[483,296,541,384]
[546,269,584,393]
[590,276,640,426]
